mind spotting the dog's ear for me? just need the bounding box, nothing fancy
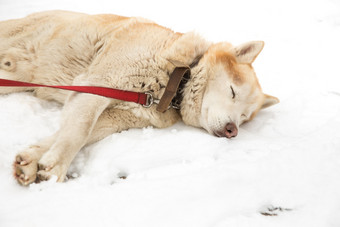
[232,41,264,64]
[262,94,279,109]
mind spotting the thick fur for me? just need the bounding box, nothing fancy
[0,11,279,185]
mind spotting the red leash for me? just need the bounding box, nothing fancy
[0,78,151,106]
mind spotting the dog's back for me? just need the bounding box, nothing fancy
[0,11,177,102]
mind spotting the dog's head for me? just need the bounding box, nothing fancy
[183,41,279,138]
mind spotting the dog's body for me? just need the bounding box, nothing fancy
[0,11,279,185]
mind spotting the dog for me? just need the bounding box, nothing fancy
[0,11,279,185]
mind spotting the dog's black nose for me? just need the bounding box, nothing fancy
[225,122,238,138]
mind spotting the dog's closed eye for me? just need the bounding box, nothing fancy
[230,85,236,99]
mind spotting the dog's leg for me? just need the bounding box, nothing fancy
[85,107,150,145]
[13,134,57,186]
[85,104,180,145]
[36,93,110,182]
[14,107,149,185]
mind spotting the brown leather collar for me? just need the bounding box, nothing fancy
[156,59,190,112]
[156,57,202,113]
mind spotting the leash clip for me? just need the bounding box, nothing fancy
[143,92,179,110]
[143,92,160,108]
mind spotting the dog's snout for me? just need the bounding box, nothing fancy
[225,122,238,138]
[213,122,238,138]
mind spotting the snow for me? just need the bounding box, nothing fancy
[0,0,340,226]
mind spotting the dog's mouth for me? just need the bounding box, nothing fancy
[213,122,238,139]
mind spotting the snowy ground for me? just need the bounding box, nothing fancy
[0,0,340,226]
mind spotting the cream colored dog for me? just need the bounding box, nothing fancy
[0,11,279,185]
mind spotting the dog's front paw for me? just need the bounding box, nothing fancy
[13,151,39,186]
[37,155,67,182]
